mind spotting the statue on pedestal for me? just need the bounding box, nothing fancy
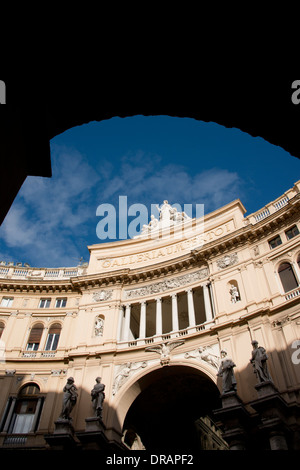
[59,377,78,420]
[217,350,237,393]
[250,340,272,383]
[91,377,105,420]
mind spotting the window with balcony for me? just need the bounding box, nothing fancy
[45,323,61,350]
[278,262,299,293]
[269,235,282,249]
[285,225,299,241]
[39,298,51,308]
[26,323,43,351]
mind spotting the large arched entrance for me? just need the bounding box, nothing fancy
[121,364,224,451]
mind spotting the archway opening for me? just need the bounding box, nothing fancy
[122,365,224,451]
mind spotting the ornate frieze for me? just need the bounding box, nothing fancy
[112,361,147,396]
[92,290,113,302]
[125,268,209,299]
[217,253,238,270]
[184,345,221,369]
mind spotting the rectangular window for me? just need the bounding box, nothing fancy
[55,298,67,308]
[45,333,60,351]
[285,225,299,241]
[0,297,13,307]
[268,235,282,249]
[26,343,39,351]
[39,298,51,308]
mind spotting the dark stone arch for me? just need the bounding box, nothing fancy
[122,364,222,451]
[1,74,299,224]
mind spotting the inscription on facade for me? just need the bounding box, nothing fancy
[99,221,233,270]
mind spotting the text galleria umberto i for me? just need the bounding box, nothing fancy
[0,181,300,452]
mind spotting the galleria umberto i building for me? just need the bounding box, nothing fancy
[0,181,300,451]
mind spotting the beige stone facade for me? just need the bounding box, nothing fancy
[0,181,300,450]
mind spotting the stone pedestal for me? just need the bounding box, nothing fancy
[44,418,78,450]
[76,417,109,450]
[213,391,251,450]
[250,381,290,450]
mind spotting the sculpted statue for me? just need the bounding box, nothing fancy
[112,361,147,395]
[184,346,220,369]
[59,377,78,420]
[250,340,272,383]
[156,200,174,221]
[145,339,185,366]
[230,284,240,303]
[94,316,104,337]
[91,377,105,420]
[217,350,237,393]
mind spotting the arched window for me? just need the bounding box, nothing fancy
[26,323,43,351]
[278,262,299,293]
[9,383,43,434]
[45,323,61,350]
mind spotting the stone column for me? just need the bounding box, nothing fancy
[122,304,131,342]
[156,298,162,336]
[171,294,179,332]
[203,284,213,322]
[186,289,196,327]
[139,301,146,339]
[117,305,124,342]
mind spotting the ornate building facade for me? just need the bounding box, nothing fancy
[0,181,300,451]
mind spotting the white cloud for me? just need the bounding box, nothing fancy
[96,152,243,213]
[0,145,101,267]
[0,148,243,267]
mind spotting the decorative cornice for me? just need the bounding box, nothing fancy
[0,197,299,293]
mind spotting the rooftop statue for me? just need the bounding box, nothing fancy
[139,200,190,238]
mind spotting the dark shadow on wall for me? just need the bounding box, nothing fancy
[1,74,300,224]
[0,374,125,452]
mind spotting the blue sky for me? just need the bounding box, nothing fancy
[0,115,299,268]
